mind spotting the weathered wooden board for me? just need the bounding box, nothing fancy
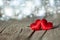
[1,21,22,40]
[42,26,60,40]
[15,27,33,40]
[0,21,14,33]
[0,14,60,40]
[30,30,46,40]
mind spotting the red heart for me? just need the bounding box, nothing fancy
[41,19,47,23]
[30,23,41,31]
[41,19,53,30]
[35,19,41,25]
[30,19,41,31]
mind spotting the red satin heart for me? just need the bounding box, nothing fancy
[30,19,53,30]
[30,19,41,31]
[30,23,41,31]
[41,19,53,30]
[41,19,47,23]
[35,19,41,25]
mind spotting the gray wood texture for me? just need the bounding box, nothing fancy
[0,14,60,40]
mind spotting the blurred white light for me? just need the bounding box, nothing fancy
[18,14,23,20]
[0,0,60,21]
[57,10,60,13]
[25,1,34,9]
[0,0,3,6]
[49,0,55,7]
[33,0,42,6]
[22,1,34,16]
[10,0,20,7]
[48,8,53,12]
[23,8,31,16]
[15,9,20,15]
[0,15,10,21]
[35,7,46,17]
[3,7,14,17]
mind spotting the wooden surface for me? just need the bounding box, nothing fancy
[0,14,60,40]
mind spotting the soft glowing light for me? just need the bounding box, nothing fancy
[0,0,3,6]
[18,14,23,19]
[10,0,20,7]
[15,8,20,15]
[22,1,34,16]
[33,0,42,6]
[0,0,60,21]
[48,8,53,12]
[25,1,34,9]
[57,10,60,13]
[23,8,31,16]
[35,7,46,17]
[49,0,55,7]
[3,7,14,17]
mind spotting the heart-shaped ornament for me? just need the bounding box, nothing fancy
[41,19,53,30]
[35,19,41,25]
[41,19,47,23]
[30,19,41,31]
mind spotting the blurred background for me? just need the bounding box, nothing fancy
[0,0,60,40]
[0,0,60,21]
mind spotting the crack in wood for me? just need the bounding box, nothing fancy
[28,30,35,38]
[0,27,6,33]
[26,30,35,40]
[39,30,47,40]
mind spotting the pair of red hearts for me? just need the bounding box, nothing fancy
[30,19,53,31]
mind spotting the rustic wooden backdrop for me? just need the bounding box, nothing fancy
[0,14,60,40]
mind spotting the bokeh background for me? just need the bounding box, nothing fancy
[0,0,60,21]
[0,0,60,40]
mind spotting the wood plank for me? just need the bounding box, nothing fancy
[0,20,20,32]
[30,30,46,40]
[15,27,33,40]
[15,27,45,40]
[0,18,35,40]
[1,21,22,40]
[0,21,14,33]
[42,26,60,40]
